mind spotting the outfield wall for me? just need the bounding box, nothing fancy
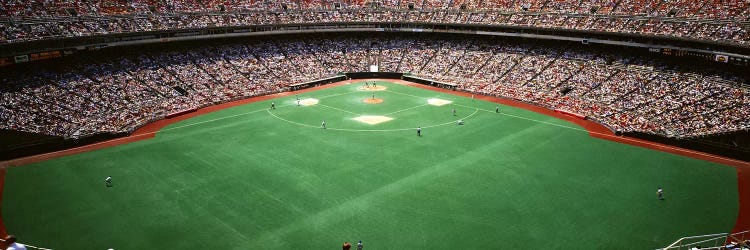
[624,131,750,162]
[0,132,125,162]
[290,75,347,91]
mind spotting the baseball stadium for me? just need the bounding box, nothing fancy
[0,1,749,250]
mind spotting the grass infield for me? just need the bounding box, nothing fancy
[1,81,739,249]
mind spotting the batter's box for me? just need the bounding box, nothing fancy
[427,98,452,106]
[353,115,394,125]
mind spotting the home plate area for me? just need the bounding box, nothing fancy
[353,115,394,125]
[427,98,452,106]
[299,98,319,106]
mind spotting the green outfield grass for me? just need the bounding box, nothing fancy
[2,81,739,249]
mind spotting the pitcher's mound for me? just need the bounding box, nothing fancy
[363,98,384,104]
[353,115,393,125]
[358,86,387,91]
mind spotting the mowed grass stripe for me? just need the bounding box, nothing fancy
[2,81,738,249]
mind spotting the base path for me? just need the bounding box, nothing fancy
[0,78,747,237]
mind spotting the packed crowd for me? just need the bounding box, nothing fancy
[416,42,750,137]
[1,37,748,139]
[1,0,749,46]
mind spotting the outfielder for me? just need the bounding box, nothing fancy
[657,187,664,200]
[105,176,112,188]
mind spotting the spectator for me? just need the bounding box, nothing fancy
[4,235,27,250]
[0,1,749,46]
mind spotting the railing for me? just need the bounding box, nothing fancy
[660,230,750,250]
[0,238,53,250]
